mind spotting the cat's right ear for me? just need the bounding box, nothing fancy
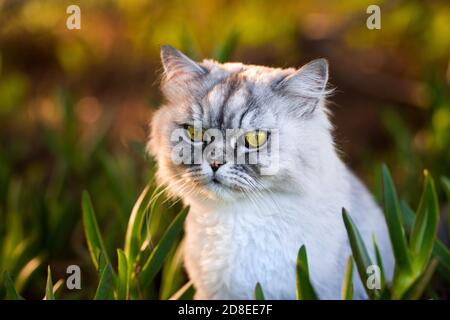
[274,59,330,100]
[160,45,207,81]
[273,59,333,116]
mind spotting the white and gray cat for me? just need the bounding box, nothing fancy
[148,45,394,299]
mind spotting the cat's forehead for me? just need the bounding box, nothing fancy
[188,63,290,129]
[193,75,263,129]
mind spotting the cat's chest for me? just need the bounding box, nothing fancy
[184,199,303,299]
[183,195,350,299]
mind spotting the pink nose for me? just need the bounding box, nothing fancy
[210,161,223,172]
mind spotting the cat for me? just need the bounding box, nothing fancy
[147,45,394,300]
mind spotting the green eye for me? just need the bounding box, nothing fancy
[186,125,205,142]
[244,130,268,148]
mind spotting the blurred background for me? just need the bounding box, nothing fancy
[0,0,449,299]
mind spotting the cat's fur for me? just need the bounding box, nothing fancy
[148,45,394,299]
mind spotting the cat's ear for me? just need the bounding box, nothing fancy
[160,45,207,81]
[274,58,331,102]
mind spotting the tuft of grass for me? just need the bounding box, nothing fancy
[138,206,188,289]
[0,183,190,300]
[296,166,449,300]
[82,184,188,300]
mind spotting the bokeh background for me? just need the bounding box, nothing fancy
[0,0,449,299]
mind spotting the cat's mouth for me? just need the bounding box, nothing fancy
[188,174,253,201]
[208,177,224,189]
[206,175,243,193]
[187,172,248,197]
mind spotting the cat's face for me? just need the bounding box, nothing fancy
[148,46,334,203]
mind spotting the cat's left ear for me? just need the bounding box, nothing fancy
[274,58,331,106]
[160,45,207,81]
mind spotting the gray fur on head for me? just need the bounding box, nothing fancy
[149,45,336,203]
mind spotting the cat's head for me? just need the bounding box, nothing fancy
[148,45,336,203]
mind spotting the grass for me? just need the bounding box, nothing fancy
[82,184,190,300]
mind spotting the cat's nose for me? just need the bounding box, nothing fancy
[210,161,223,172]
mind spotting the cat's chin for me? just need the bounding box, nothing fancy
[198,179,247,202]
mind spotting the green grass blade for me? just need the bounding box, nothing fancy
[342,208,374,298]
[116,249,130,300]
[44,266,55,300]
[255,282,265,300]
[94,261,115,300]
[381,164,412,273]
[213,30,239,63]
[139,207,189,288]
[14,255,44,292]
[400,200,415,231]
[179,29,200,60]
[341,256,354,300]
[160,240,185,299]
[169,281,195,300]
[433,241,450,272]
[296,245,318,300]
[3,271,23,300]
[82,191,110,270]
[52,279,64,299]
[402,258,439,299]
[403,200,450,275]
[141,187,165,254]
[124,183,153,263]
[410,171,439,272]
[441,177,450,237]
[441,176,450,199]
[372,234,386,289]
